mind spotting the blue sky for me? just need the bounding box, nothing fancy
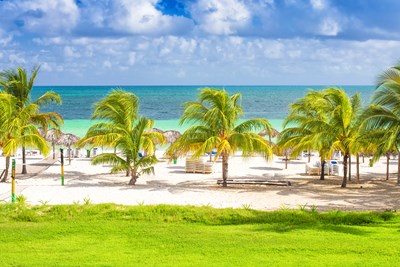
[0,0,399,85]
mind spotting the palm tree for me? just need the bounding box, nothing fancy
[167,88,273,187]
[0,66,63,174]
[362,64,400,184]
[0,93,49,181]
[278,90,332,180]
[78,90,165,185]
[279,88,362,187]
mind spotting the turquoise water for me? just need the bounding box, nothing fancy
[33,85,374,136]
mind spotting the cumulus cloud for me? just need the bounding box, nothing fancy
[319,17,341,36]
[64,46,80,59]
[109,0,193,35]
[10,34,396,85]
[0,0,79,35]
[190,0,251,35]
[0,0,399,85]
[310,0,327,10]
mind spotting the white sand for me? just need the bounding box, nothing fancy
[0,152,399,211]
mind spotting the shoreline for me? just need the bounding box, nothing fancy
[61,118,286,137]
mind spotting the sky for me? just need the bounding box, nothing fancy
[0,0,400,86]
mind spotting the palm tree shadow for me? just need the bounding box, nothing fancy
[253,223,370,235]
[250,166,282,171]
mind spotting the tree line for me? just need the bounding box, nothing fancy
[0,64,399,188]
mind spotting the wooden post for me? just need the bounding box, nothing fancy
[11,159,15,203]
[60,148,64,186]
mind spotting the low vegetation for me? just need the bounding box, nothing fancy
[0,203,399,266]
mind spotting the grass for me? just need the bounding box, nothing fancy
[0,202,399,266]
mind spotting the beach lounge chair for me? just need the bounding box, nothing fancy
[185,158,213,174]
[305,162,320,175]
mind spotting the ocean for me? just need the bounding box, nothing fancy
[33,85,375,137]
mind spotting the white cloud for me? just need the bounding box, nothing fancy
[33,37,66,45]
[11,0,79,35]
[9,53,26,64]
[310,0,327,10]
[64,46,80,58]
[2,33,399,85]
[191,0,251,35]
[0,29,13,46]
[41,62,52,71]
[319,18,341,36]
[110,0,193,35]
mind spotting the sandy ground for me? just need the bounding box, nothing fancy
[0,152,399,211]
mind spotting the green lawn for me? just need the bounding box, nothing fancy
[0,203,399,266]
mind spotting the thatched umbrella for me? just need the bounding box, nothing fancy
[56,133,80,164]
[259,128,280,143]
[45,128,63,159]
[259,128,280,137]
[163,130,181,144]
[150,128,165,133]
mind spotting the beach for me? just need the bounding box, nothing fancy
[1,151,399,211]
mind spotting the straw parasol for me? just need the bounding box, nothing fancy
[258,128,280,143]
[150,128,165,133]
[163,130,181,144]
[258,128,280,138]
[56,133,80,164]
[45,128,63,159]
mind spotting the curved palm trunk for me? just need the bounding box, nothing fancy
[52,142,56,159]
[348,155,351,181]
[319,157,325,180]
[341,153,349,188]
[386,154,390,180]
[22,146,27,174]
[222,152,229,187]
[0,156,10,182]
[129,168,138,185]
[284,153,288,169]
[356,153,360,182]
[126,156,130,177]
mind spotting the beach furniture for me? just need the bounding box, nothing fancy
[328,160,342,176]
[185,158,213,174]
[305,161,320,175]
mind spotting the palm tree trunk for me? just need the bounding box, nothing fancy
[386,154,390,180]
[22,146,27,174]
[398,151,400,185]
[129,170,138,185]
[362,152,365,163]
[348,155,351,181]
[0,156,10,182]
[52,142,56,159]
[308,149,311,163]
[284,152,288,169]
[320,158,325,180]
[341,153,348,188]
[222,152,229,187]
[356,153,360,182]
[68,145,72,165]
[126,156,130,176]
